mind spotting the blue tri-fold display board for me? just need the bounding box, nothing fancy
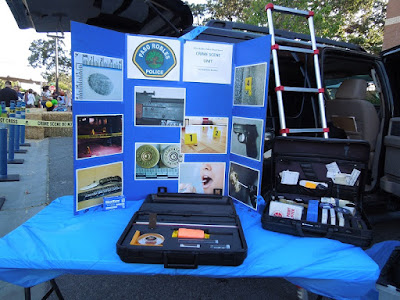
[72,22,271,214]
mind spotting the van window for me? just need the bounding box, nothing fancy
[325,75,381,108]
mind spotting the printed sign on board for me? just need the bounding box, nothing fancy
[127,36,181,81]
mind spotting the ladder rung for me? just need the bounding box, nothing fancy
[266,4,312,17]
[274,45,314,54]
[282,128,329,134]
[276,86,320,93]
[275,37,327,51]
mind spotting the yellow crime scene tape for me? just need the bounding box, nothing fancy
[78,132,122,139]
[0,117,72,127]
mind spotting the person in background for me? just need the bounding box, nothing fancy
[24,90,29,104]
[52,91,59,100]
[57,91,65,105]
[0,80,18,107]
[13,85,23,100]
[41,86,52,108]
[65,90,72,111]
[26,89,35,108]
[33,91,40,107]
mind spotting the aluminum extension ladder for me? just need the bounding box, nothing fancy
[266,3,329,138]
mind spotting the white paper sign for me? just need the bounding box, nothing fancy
[183,41,233,84]
[347,169,361,186]
[280,170,299,185]
[127,36,181,81]
[326,162,341,179]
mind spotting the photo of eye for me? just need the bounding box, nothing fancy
[179,162,225,194]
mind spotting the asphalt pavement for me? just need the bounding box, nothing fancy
[0,137,399,299]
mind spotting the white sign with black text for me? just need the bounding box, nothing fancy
[183,41,233,84]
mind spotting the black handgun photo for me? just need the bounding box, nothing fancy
[233,123,259,158]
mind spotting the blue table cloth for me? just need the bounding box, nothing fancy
[0,196,381,299]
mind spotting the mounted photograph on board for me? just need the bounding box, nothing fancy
[179,162,225,194]
[230,116,264,161]
[234,63,267,106]
[75,162,123,213]
[135,143,182,180]
[135,86,185,126]
[127,36,181,81]
[181,117,228,154]
[76,114,123,160]
[74,52,123,101]
[229,162,259,210]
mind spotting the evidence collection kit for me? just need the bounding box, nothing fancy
[116,137,373,268]
[117,188,247,268]
[261,137,372,247]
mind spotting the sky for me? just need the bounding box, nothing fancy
[0,0,207,82]
[0,1,69,82]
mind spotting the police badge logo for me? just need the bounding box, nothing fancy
[133,40,177,78]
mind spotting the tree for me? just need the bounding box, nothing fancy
[203,0,387,54]
[187,2,207,25]
[206,0,252,22]
[342,0,387,54]
[28,38,71,87]
[45,72,72,92]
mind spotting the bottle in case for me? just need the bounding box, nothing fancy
[261,136,372,247]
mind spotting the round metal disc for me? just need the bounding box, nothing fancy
[136,144,160,168]
[160,145,182,168]
[137,233,164,246]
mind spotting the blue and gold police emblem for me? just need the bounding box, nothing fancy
[133,40,177,78]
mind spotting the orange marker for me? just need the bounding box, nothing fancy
[178,228,205,239]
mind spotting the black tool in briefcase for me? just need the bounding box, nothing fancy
[261,136,372,247]
[117,187,247,268]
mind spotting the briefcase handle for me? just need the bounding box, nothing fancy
[163,252,198,269]
[295,223,333,239]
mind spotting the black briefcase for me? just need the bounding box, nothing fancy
[261,136,372,247]
[376,246,400,296]
[117,187,247,268]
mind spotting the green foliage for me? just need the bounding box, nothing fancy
[199,0,387,54]
[45,72,72,92]
[28,38,71,80]
[342,0,387,54]
[186,2,207,25]
[146,50,164,68]
[206,0,252,22]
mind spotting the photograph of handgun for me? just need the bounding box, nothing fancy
[233,123,258,158]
